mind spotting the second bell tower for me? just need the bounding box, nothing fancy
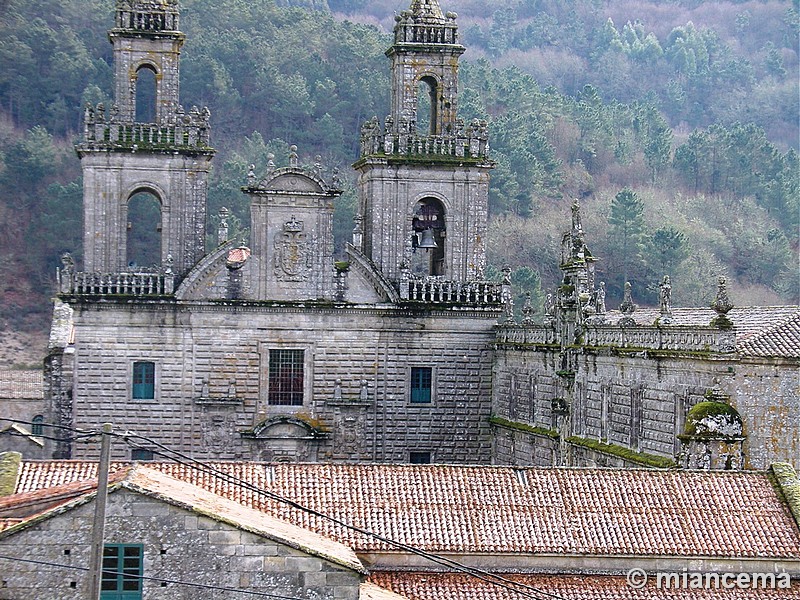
[354,0,493,283]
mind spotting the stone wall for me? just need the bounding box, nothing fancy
[59,301,496,463]
[0,488,361,599]
[492,330,799,470]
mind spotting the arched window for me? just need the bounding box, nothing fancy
[126,192,162,269]
[135,65,157,123]
[31,415,44,436]
[416,76,438,136]
[411,197,446,276]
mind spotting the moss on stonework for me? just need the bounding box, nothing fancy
[489,416,559,439]
[0,452,22,496]
[770,463,800,529]
[683,401,742,437]
[334,260,350,272]
[566,436,676,469]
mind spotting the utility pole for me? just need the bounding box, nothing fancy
[88,423,113,600]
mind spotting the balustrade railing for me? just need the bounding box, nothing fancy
[80,104,211,151]
[360,129,489,161]
[400,279,503,306]
[496,323,736,353]
[58,270,174,297]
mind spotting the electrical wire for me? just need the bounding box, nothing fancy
[4,419,572,600]
[0,554,311,599]
[0,418,98,444]
[114,429,572,600]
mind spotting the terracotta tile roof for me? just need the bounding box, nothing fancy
[0,370,43,399]
[4,465,365,574]
[14,462,800,559]
[603,306,800,358]
[369,572,800,600]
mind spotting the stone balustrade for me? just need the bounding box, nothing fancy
[395,22,458,45]
[58,270,175,297]
[400,279,503,306]
[80,104,212,151]
[116,4,179,32]
[360,122,489,161]
[497,324,736,354]
[496,327,557,345]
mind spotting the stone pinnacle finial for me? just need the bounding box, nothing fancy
[710,275,734,329]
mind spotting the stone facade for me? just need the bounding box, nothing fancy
[30,0,799,471]
[59,302,495,463]
[43,0,505,465]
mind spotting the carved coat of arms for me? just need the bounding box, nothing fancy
[274,216,312,281]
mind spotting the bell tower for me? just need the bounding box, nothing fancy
[77,0,214,279]
[353,0,493,284]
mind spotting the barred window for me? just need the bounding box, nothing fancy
[268,349,304,406]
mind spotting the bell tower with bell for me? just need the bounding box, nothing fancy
[353,0,493,283]
[76,0,214,279]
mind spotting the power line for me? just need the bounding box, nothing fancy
[5,419,572,600]
[0,554,311,599]
[0,418,97,443]
[114,429,571,600]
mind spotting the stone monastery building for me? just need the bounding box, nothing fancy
[39,0,799,471]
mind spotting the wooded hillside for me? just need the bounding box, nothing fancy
[0,0,797,354]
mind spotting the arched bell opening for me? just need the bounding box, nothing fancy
[126,191,162,269]
[416,76,439,136]
[134,64,158,123]
[411,197,446,276]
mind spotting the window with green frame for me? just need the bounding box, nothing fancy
[410,367,432,403]
[132,361,155,400]
[101,544,143,600]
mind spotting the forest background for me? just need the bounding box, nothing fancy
[0,0,797,366]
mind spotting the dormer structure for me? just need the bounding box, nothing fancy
[354,0,493,284]
[76,0,214,279]
[242,151,343,301]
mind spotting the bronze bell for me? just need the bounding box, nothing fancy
[417,228,437,249]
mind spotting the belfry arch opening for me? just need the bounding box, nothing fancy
[126,191,162,269]
[411,197,445,276]
[416,76,438,136]
[135,65,157,123]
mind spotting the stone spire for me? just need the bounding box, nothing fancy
[408,0,445,21]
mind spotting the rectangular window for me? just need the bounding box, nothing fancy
[410,367,432,404]
[131,448,154,461]
[268,349,304,406]
[409,451,432,464]
[101,544,143,600]
[132,362,155,400]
